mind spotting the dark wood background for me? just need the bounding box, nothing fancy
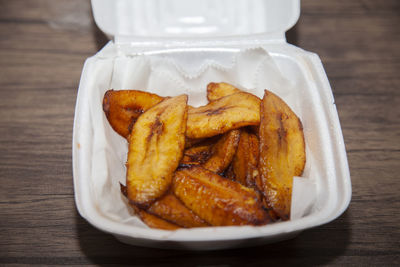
[1,0,399,265]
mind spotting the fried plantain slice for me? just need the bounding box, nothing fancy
[232,129,259,187]
[147,193,209,228]
[180,135,222,165]
[261,197,281,222]
[202,129,240,174]
[259,90,306,220]
[120,184,181,230]
[173,166,271,226]
[207,82,240,102]
[103,89,164,138]
[180,143,213,165]
[222,163,236,181]
[126,95,188,207]
[186,92,261,139]
[184,137,204,149]
[137,210,181,230]
[206,83,262,136]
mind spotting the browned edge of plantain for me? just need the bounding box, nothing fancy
[137,210,181,230]
[232,128,259,187]
[102,89,164,138]
[147,193,209,228]
[201,129,241,174]
[120,183,181,230]
[180,137,218,165]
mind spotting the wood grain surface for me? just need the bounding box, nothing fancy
[0,0,399,265]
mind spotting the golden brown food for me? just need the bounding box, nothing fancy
[186,92,261,139]
[103,87,260,140]
[110,84,307,228]
[103,89,163,138]
[120,184,182,230]
[232,129,259,188]
[184,137,205,149]
[206,83,262,136]
[223,163,236,181]
[202,129,240,174]
[137,209,181,230]
[126,95,188,207]
[147,193,209,228]
[180,135,223,165]
[180,143,213,165]
[258,90,306,220]
[207,82,240,101]
[173,166,271,226]
[261,197,281,222]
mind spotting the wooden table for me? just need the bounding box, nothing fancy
[1,0,399,265]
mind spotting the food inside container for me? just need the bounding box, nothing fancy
[72,0,351,249]
[104,80,306,228]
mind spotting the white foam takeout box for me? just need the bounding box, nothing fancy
[73,0,352,250]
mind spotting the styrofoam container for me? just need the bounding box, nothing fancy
[72,0,351,250]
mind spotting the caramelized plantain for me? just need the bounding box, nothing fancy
[137,209,181,230]
[206,83,262,136]
[202,130,240,174]
[126,95,188,207]
[184,137,205,149]
[103,89,164,138]
[120,184,181,230]
[180,135,223,165]
[261,197,281,222]
[173,166,270,226]
[232,129,259,187]
[207,82,240,101]
[182,130,240,173]
[223,163,236,181]
[258,90,306,220]
[147,193,209,228]
[180,143,213,165]
[186,92,261,139]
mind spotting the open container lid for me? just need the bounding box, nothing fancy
[91,0,300,44]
